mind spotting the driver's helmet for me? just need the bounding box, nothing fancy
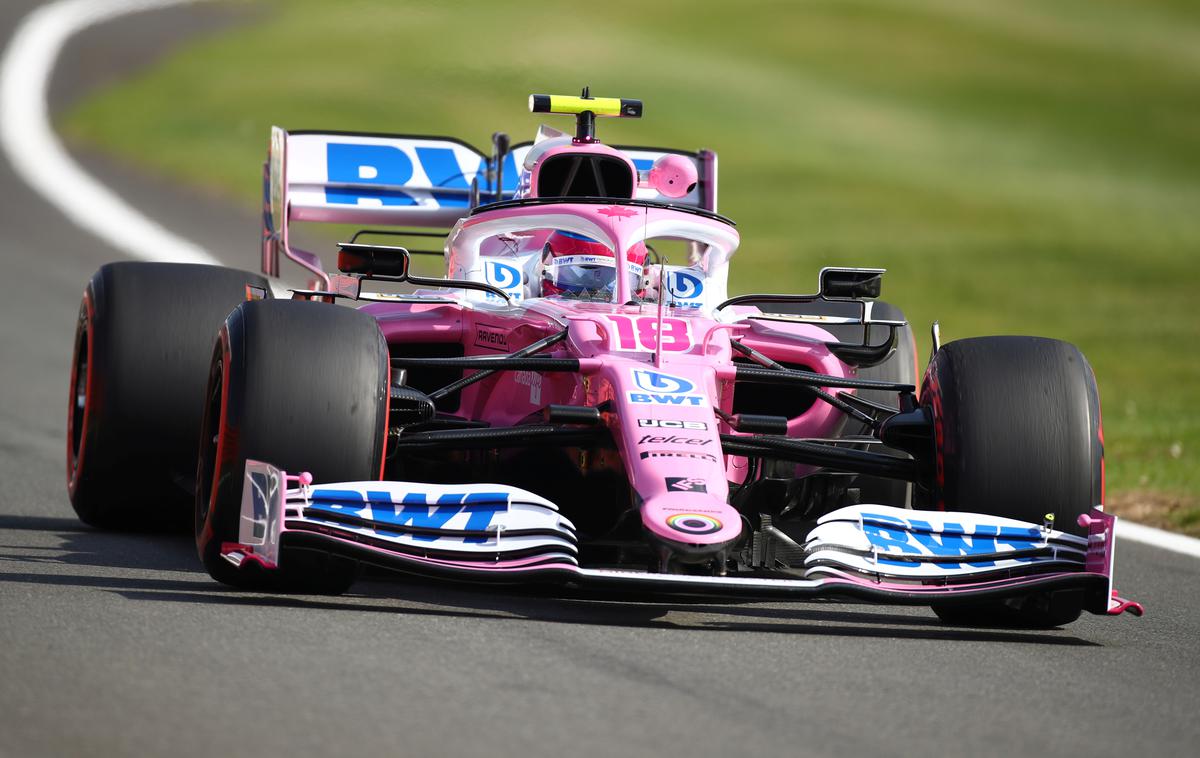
[541,230,646,300]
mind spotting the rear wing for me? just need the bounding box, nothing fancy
[262,127,508,283]
[262,127,719,284]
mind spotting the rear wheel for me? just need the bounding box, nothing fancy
[195,299,390,593]
[68,262,270,529]
[923,336,1104,627]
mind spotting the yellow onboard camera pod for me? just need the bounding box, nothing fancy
[529,89,642,142]
[528,94,643,119]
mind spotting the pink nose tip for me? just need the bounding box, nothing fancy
[1077,513,1095,527]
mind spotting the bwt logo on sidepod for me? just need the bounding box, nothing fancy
[628,370,707,407]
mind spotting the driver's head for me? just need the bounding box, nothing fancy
[540,230,646,300]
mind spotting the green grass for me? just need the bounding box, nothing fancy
[62,0,1200,514]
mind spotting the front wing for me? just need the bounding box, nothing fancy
[223,461,1143,617]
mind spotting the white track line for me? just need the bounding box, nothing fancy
[4,0,1200,562]
[0,0,218,265]
[1118,519,1200,560]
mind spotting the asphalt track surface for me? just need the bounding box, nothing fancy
[1,4,1198,757]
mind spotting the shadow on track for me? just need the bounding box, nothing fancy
[0,512,197,573]
[94,581,1098,645]
[0,514,1099,646]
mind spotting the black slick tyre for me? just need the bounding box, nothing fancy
[195,299,390,594]
[67,262,270,529]
[922,336,1104,627]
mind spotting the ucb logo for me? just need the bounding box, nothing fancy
[667,270,704,301]
[309,489,508,544]
[632,370,694,395]
[638,419,708,430]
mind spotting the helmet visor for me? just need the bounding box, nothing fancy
[544,254,618,298]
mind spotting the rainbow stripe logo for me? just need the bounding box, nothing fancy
[665,513,723,536]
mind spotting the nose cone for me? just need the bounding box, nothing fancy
[641,491,743,556]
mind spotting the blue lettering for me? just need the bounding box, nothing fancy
[309,488,514,543]
[862,522,914,555]
[309,488,367,515]
[629,393,704,406]
[908,519,995,568]
[388,492,464,541]
[997,525,1043,551]
[416,146,478,208]
[326,143,416,206]
[459,492,508,543]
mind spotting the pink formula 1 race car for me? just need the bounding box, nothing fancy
[67,91,1142,627]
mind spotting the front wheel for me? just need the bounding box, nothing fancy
[195,300,390,593]
[922,336,1104,627]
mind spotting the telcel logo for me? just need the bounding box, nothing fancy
[638,435,711,446]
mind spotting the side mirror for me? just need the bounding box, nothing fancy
[337,243,411,278]
[643,154,698,199]
[819,267,884,299]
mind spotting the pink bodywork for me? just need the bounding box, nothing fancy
[359,199,851,560]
